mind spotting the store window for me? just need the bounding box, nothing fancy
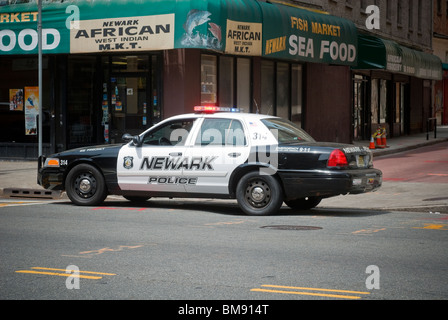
[0,57,51,145]
[261,60,304,127]
[291,64,303,127]
[203,54,252,111]
[219,56,234,108]
[67,56,98,148]
[261,60,275,115]
[201,55,217,104]
[101,54,161,143]
[236,58,251,111]
[276,62,289,120]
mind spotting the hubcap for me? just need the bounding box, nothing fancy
[245,179,271,208]
[251,186,265,201]
[74,173,97,198]
[79,179,91,192]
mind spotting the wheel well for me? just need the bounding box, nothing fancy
[229,165,284,198]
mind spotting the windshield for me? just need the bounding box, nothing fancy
[261,118,315,144]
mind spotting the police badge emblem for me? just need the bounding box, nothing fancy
[123,156,133,169]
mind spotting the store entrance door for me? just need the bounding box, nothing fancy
[109,76,148,143]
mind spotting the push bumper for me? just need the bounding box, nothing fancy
[278,168,382,200]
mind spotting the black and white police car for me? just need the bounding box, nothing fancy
[38,106,382,215]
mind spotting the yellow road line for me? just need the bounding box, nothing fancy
[15,267,116,279]
[31,267,116,276]
[251,285,370,300]
[262,284,371,295]
[15,270,102,280]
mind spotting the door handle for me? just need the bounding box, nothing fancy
[228,152,241,158]
[169,152,182,156]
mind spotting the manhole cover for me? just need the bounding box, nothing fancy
[261,225,322,231]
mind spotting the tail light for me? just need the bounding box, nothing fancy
[327,149,348,168]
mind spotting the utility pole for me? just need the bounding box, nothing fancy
[38,0,43,157]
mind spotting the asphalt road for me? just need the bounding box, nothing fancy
[0,198,447,303]
[1,143,447,308]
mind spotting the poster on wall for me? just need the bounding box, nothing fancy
[24,87,39,136]
[9,89,24,111]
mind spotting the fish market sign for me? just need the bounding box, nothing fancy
[261,3,358,66]
[70,14,175,53]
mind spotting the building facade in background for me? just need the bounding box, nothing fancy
[433,0,448,125]
[0,0,442,159]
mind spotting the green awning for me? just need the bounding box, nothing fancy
[0,0,263,55]
[258,0,358,66]
[356,34,443,80]
[0,0,357,66]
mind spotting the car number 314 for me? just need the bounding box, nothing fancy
[38,107,382,216]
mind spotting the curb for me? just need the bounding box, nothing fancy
[369,137,448,157]
[1,188,62,200]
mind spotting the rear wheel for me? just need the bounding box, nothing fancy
[236,171,283,216]
[284,197,322,210]
[65,164,107,206]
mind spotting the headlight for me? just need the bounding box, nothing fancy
[44,158,60,167]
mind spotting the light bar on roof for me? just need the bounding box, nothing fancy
[194,106,240,113]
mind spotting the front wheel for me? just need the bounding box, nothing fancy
[65,164,108,206]
[236,171,283,216]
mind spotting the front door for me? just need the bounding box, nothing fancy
[110,76,148,142]
[117,118,197,194]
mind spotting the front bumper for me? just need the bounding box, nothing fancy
[278,168,382,201]
[37,156,65,190]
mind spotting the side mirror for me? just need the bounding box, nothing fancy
[122,133,142,147]
[122,133,133,142]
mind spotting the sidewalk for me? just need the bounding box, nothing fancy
[1,126,447,202]
[353,125,448,157]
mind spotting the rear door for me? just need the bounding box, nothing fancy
[183,117,250,195]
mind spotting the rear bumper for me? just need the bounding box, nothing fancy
[278,168,382,201]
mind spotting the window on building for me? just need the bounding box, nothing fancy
[219,56,234,108]
[201,55,217,104]
[417,0,422,32]
[291,64,303,127]
[386,0,392,22]
[397,0,403,26]
[261,60,275,115]
[276,62,289,120]
[236,58,251,112]
[261,60,304,127]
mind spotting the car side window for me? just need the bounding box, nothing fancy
[142,119,195,146]
[195,118,246,146]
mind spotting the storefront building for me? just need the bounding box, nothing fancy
[352,33,443,140]
[0,0,361,159]
[1,0,440,159]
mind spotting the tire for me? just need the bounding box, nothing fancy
[284,197,322,210]
[65,164,108,206]
[236,171,283,216]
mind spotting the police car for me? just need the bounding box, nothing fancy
[38,106,382,215]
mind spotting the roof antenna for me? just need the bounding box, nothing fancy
[253,99,260,114]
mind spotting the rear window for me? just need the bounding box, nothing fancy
[261,118,315,144]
